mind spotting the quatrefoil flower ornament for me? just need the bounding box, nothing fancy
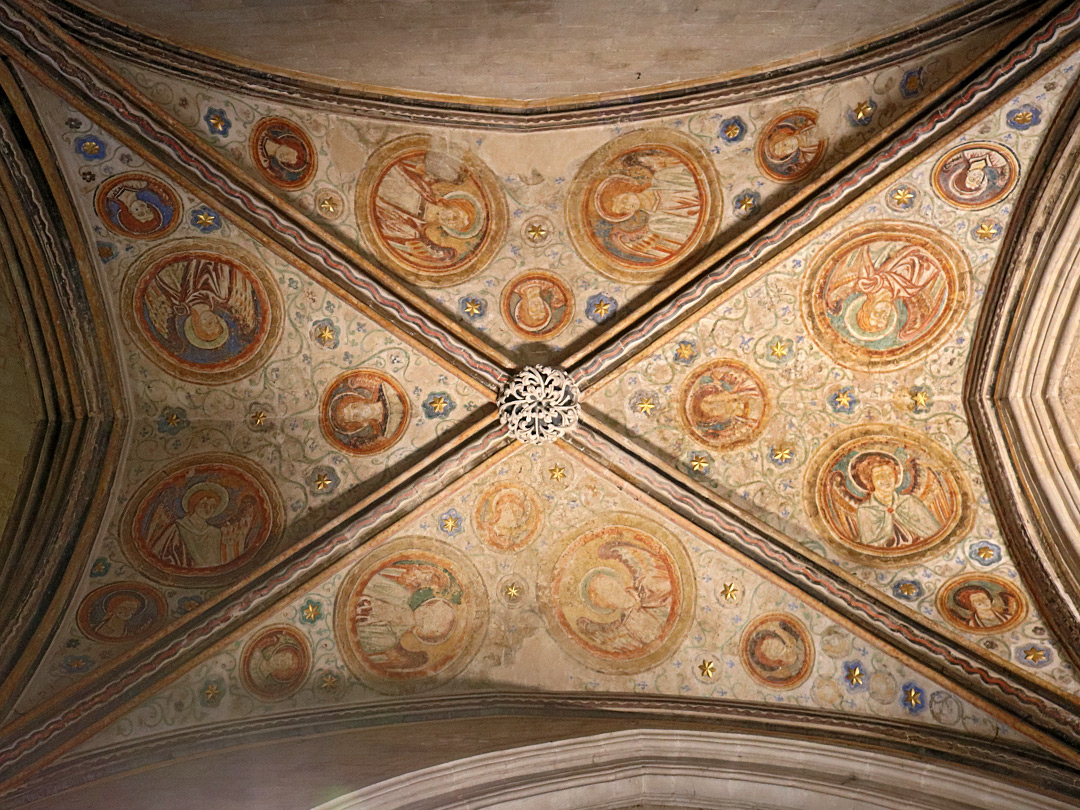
[498,366,581,445]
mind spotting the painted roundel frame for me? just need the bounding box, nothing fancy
[537,512,695,675]
[355,134,509,287]
[119,238,284,385]
[118,452,285,588]
[319,368,411,456]
[754,108,828,184]
[333,536,489,694]
[930,140,1020,210]
[739,612,815,690]
[239,624,313,701]
[500,271,575,341]
[564,128,722,284]
[802,423,976,567]
[935,573,1028,636]
[75,580,168,644]
[677,358,771,451]
[800,220,971,372]
[248,116,318,190]
[93,171,182,240]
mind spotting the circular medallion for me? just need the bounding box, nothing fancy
[931,141,1019,210]
[801,221,970,371]
[565,129,722,283]
[121,240,283,385]
[357,134,508,287]
[121,453,284,587]
[740,613,814,689]
[679,359,770,451]
[497,365,580,445]
[249,117,317,190]
[94,172,181,240]
[473,481,543,552]
[240,625,312,700]
[76,581,167,643]
[500,272,574,340]
[755,109,828,183]
[936,574,1027,634]
[539,514,694,674]
[804,424,974,565]
[335,537,488,693]
[319,368,410,455]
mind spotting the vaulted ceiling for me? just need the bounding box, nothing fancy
[2,1,1080,807]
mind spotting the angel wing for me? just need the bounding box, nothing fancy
[219,504,255,562]
[610,225,680,263]
[892,255,946,341]
[575,615,639,654]
[599,540,671,608]
[224,269,256,334]
[906,459,955,526]
[371,643,429,672]
[823,470,862,544]
[143,275,182,339]
[823,244,875,312]
[381,560,452,595]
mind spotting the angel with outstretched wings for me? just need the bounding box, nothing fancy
[145,482,255,570]
[143,255,256,349]
[824,243,947,343]
[576,538,674,654]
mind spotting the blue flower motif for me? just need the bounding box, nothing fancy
[768,446,795,467]
[459,295,487,321]
[892,579,923,600]
[177,596,203,614]
[586,293,617,323]
[901,682,926,714]
[829,387,857,414]
[311,318,340,350]
[847,99,878,127]
[733,190,760,219]
[157,406,189,435]
[842,660,868,691]
[200,678,225,707]
[684,450,713,477]
[719,117,747,143]
[1018,644,1052,668]
[672,339,699,365]
[89,557,110,578]
[203,107,231,136]
[886,184,917,211]
[969,541,1002,566]
[74,135,106,161]
[300,599,323,624]
[423,391,456,419]
[61,655,93,674]
[900,68,923,98]
[439,508,464,536]
[190,207,222,234]
[1006,104,1041,131]
[308,465,340,496]
[96,241,117,264]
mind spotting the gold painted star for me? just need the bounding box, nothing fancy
[526,222,548,242]
[464,298,482,316]
[442,514,459,532]
[318,197,338,215]
[974,220,998,240]
[833,390,852,409]
[203,684,220,701]
[208,113,226,132]
[675,342,695,360]
[165,412,181,427]
[80,140,100,155]
[429,395,448,414]
[505,583,521,600]
[736,194,755,212]
[772,446,793,463]
[911,389,930,410]
[315,473,332,491]
[303,602,321,621]
[549,464,566,481]
[1024,646,1047,664]
[904,686,922,708]
[690,454,710,472]
[845,665,864,686]
[769,339,789,359]
[637,397,656,415]
[1013,110,1034,125]
[195,211,216,228]
[891,187,914,206]
[593,299,611,318]
[898,582,919,597]
[250,410,267,427]
[976,545,995,561]
[720,582,738,601]
[698,659,716,678]
[315,325,335,344]
[320,673,338,691]
[724,122,741,139]
[853,100,874,121]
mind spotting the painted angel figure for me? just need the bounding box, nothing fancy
[577,538,674,654]
[146,482,258,570]
[353,559,461,672]
[824,243,947,344]
[825,451,952,550]
[143,256,257,353]
[593,149,702,264]
[374,151,485,267]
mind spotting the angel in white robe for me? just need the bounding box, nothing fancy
[146,482,257,570]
